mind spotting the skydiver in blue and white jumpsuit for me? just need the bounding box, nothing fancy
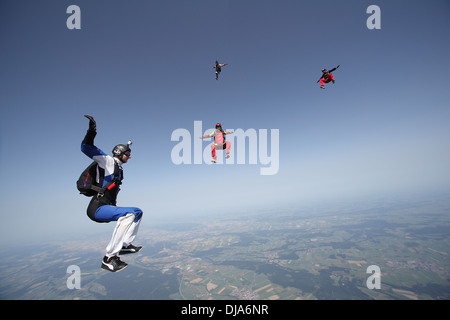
[81,115,143,272]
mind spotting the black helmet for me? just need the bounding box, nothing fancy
[112,140,132,157]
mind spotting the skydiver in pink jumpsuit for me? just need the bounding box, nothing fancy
[201,123,233,163]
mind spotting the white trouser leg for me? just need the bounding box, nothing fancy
[123,217,142,247]
[105,213,135,257]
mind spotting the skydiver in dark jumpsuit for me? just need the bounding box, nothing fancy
[214,60,228,80]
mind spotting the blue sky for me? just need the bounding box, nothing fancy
[0,0,449,244]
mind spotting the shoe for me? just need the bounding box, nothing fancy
[211,158,217,163]
[320,85,325,89]
[226,154,230,159]
[332,80,335,84]
[101,256,128,272]
[119,244,142,255]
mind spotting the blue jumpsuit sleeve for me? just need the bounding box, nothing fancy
[81,144,117,177]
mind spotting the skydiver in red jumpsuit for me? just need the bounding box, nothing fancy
[317,65,340,89]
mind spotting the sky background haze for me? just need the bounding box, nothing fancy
[1,0,449,244]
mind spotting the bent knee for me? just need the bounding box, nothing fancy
[132,207,143,221]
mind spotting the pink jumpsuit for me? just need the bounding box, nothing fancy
[203,129,231,160]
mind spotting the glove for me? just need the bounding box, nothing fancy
[84,114,96,131]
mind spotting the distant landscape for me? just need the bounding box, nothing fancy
[1,194,449,300]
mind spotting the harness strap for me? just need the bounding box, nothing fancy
[93,161,122,196]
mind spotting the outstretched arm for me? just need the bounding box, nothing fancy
[200,132,215,139]
[81,114,96,146]
[81,115,115,174]
[81,114,103,158]
[328,65,340,73]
